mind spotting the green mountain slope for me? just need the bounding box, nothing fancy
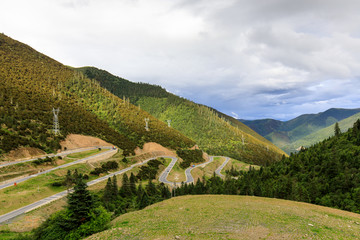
[282,112,360,153]
[78,67,286,165]
[0,34,194,157]
[241,108,360,153]
[88,195,360,240]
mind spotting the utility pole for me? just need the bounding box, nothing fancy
[145,118,150,131]
[52,108,60,135]
[166,119,171,127]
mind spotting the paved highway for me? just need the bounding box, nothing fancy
[184,156,214,183]
[158,157,178,184]
[0,148,116,190]
[215,157,230,178]
[0,156,163,223]
[0,146,113,168]
[158,156,215,185]
[0,154,232,223]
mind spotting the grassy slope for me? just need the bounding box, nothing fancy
[87,195,360,240]
[283,112,360,153]
[0,34,194,157]
[78,67,286,165]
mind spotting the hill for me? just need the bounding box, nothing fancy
[240,108,360,153]
[87,195,360,240]
[0,33,194,158]
[77,67,286,165]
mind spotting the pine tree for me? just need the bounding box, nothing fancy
[112,175,119,199]
[102,177,113,204]
[64,170,73,191]
[139,191,150,209]
[160,183,171,199]
[67,178,94,226]
[120,174,131,197]
[334,122,341,137]
[145,179,157,196]
[129,172,137,195]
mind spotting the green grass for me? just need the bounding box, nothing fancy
[0,162,93,215]
[66,148,107,159]
[0,149,121,215]
[87,195,360,240]
[190,156,222,181]
[166,160,186,183]
[0,149,108,183]
[220,158,260,175]
[0,230,31,239]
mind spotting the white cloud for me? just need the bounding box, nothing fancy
[1,0,360,120]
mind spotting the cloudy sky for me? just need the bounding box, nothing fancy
[1,0,360,120]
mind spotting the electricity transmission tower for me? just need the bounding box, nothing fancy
[166,119,171,127]
[52,108,60,135]
[145,118,150,131]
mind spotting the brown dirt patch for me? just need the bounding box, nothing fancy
[3,147,46,161]
[60,134,113,151]
[134,142,176,157]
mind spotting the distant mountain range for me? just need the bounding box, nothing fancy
[240,108,360,153]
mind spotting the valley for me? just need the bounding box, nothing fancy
[1,33,360,240]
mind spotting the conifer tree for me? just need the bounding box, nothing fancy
[160,183,171,199]
[334,122,341,136]
[67,178,93,226]
[129,172,137,195]
[64,170,73,191]
[102,177,113,204]
[120,174,131,197]
[112,175,119,199]
[139,191,150,209]
[145,179,157,196]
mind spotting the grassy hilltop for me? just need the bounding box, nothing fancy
[87,195,360,240]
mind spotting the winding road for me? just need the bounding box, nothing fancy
[215,157,230,178]
[0,146,113,168]
[0,155,160,224]
[0,147,117,190]
[158,155,223,185]
[158,157,178,184]
[0,154,232,224]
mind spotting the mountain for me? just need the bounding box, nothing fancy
[282,112,360,153]
[0,33,194,157]
[78,67,286,165]
[240,108,360,153]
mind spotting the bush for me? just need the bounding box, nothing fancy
[176,149,204,169]
[90,161,119,175]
